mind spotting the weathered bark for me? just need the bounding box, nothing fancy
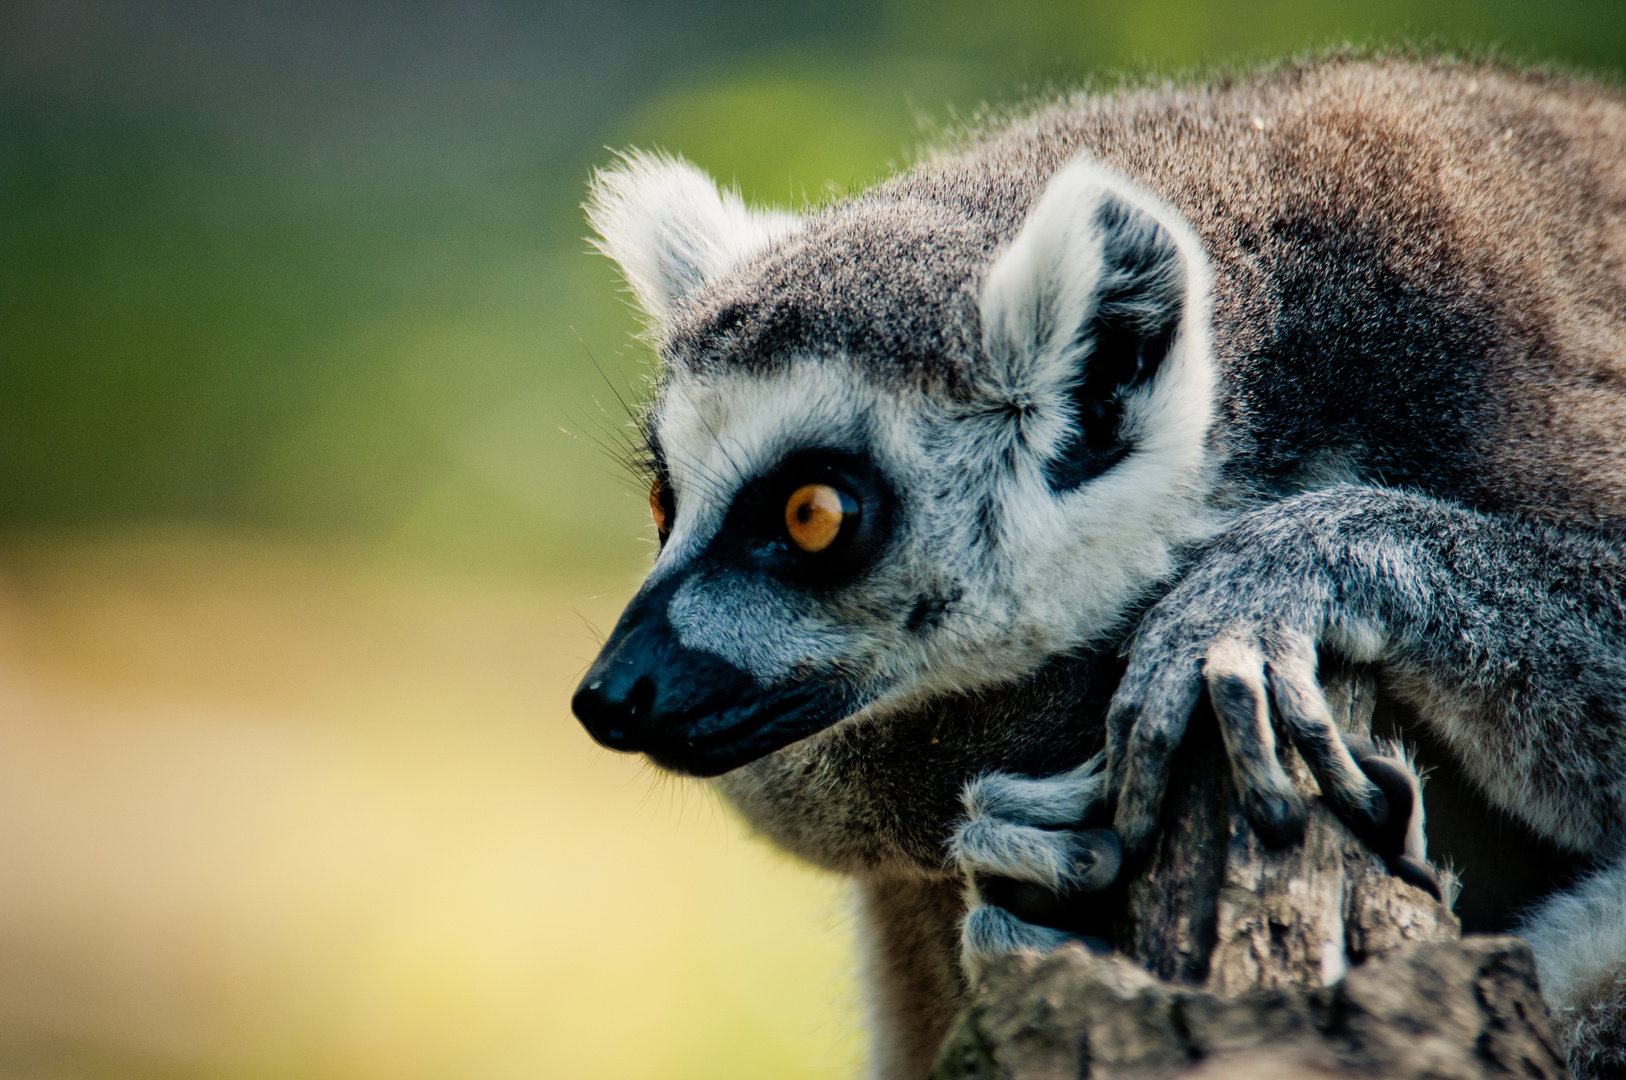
[933,936,1567,1080]
[933,663,1571,1079]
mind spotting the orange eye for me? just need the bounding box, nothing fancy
[784,483,853,553]
[649,478,671,537]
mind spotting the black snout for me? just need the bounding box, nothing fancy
[571,576,778,774]
[571,671,657,751]
[571,577,866,776]
[572,601,756,761]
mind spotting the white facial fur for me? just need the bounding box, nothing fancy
[603,154,1223,716]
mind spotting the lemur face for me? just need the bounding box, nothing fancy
[572,153,1218,776]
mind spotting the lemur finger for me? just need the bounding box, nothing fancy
[1339,743,1441,900]
[1345,748,1418,860]
[960,902,1105,981]
[1104,632,1180,788]
[1104,687,1141,791]
[961,754,1108,828]
[1264,631,1388,831]
[1110,667,1203,852]
[1204,636,1306,847]
[951,820,1122,893]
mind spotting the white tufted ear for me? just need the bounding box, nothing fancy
[980,159,1206,392]
[586,151,800,326]
[978,158,1212,491]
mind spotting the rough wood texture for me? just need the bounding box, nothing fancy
[933,937,1569,1080]
[934,664,1569,1079]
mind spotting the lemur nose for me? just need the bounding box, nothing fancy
[572,670,657,751]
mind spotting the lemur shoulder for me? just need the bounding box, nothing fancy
[571,57,1626,1080]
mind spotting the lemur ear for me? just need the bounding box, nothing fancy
[980,160,1201,491]
[586,151,800,325]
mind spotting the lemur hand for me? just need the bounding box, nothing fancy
[1104,508,1438,898]
[951,754,1121,978]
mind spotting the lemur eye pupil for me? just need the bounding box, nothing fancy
[785,483,852,553]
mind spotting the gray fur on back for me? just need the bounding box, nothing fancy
[668,57,1626,519]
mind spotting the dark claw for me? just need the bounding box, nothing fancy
[1388,854,1443,902]
[1243,790,1308,848]
[1070,827,1124,892]
[1345,750,1445,903]
[1337,782,1391,833]
[1347,753,1415,860]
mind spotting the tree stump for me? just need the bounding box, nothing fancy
[933,662,1572,1079]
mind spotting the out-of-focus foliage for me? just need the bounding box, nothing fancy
[0,533,864,1080]
[884,0,1626,76]
[2,0,1623,574]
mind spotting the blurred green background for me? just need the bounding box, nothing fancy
[5,0,1624,575]
[1,3,1624,1079]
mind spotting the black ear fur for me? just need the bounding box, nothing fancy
[1044,198,1186,492]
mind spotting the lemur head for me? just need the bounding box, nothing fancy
[572,151,1216,777]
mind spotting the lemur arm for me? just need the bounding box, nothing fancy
[1106,483,1626,859]
[955,484,1626,1075]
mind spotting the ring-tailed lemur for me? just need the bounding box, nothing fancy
[571,57,1626,1079]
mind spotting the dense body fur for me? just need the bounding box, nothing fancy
[574,57,1626,1079]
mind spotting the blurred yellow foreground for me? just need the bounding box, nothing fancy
[0,532,860,1080]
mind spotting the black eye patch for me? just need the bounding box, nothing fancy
[708,448,893,588]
